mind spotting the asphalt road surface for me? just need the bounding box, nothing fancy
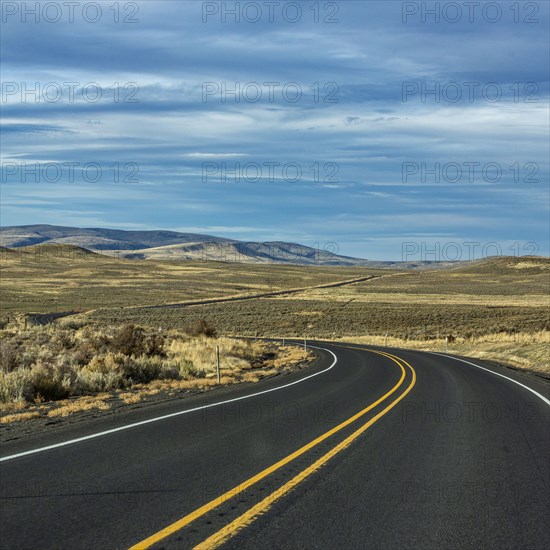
[1,342,549,549]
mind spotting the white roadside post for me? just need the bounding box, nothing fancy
[216,345,220,383]
[445,336,448,353]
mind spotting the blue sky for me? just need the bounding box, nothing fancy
[1,0,548,260]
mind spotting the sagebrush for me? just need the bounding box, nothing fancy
[0,322,309,405]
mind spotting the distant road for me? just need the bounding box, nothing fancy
[1,343,548,549]
[27,311,78,325]
[142,273,389,310]
[27,274,397,324]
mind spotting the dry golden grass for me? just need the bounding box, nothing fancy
[90,296,547,343]
[81,258,548,342]
[0,248,378,314]
[134,377,233,394]
[278,289,548,307]
[333,331,550,376]
[0,401,27,413]
[511,261,548,270]
[267,346,311,369]
[47,398,111,417]
[0,411,41,424]
[3,253,546,408]
[242,372,261,383]
[119,392,142,405]
[0,322,313,423]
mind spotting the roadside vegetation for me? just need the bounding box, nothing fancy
[0,320,312,423]
[81,257,549,375]
[1,252,547,394]
[85,299,548,340]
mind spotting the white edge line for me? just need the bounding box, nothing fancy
[431,352,550,406]
[0,345,337,463]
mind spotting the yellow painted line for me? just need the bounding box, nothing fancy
[129,348,406,550]
[194,350,416,549]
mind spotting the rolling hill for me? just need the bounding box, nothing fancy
[0,224,373,265]
[0,224,478,268]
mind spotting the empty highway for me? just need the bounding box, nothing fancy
[1,342,548,549]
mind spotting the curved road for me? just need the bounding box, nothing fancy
[1,342,549,549]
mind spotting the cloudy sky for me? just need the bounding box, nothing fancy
[1,0,548,260]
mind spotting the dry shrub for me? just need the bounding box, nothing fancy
[0,341,18,372]
[79,326,111,353]
[110,324,146,355]
[177,358,199,378]
[75,353,182,392]
[110,324,165,357]
[144,333,165,356]
[29,363,71,402]
[77,370,125,393]
[129,355,179,382]
[0,369,34,403]
[77,354,128,393]
[60,320,85,330]
[72,343,95,366]
[186,319,217,337]
[86,352,130,374]
[51,329,76,351]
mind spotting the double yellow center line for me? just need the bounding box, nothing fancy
[130,348,416,549]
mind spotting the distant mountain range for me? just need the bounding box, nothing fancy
[0,224,453,268]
